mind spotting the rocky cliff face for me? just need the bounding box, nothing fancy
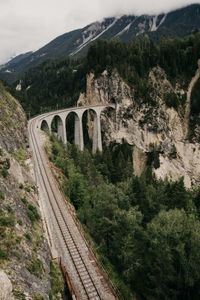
[0,80,27,151]
[0,82,53,300]
[0,148,51,300]
[77,65,200,188]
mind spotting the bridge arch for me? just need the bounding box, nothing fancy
[41,120,50,132]
[50,115,65,143]
[37,104,115,153]
[66,111,84,151]
[81,106,106,153]
[82,108,98,152]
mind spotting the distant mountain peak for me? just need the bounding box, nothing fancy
[1,4,200,83]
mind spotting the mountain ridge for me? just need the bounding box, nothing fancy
[1,3,200,83]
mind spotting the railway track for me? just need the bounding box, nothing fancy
[28,117,117,300]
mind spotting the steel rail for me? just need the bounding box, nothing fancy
[29,117,102,299]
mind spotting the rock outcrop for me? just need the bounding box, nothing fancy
[0,271,13,300]
[77,65,200,188]
[0,146,51,299]
[0,80,27,151]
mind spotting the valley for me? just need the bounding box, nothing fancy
[1,3,200,300]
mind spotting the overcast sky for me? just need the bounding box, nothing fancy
[0,0,199,64]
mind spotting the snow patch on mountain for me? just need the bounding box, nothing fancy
[148,13,167,32]
[71,18,119,56]
[116,17,138,37]
[150,15,158,31]
[150,14,167,31]
[91,17,119,41]
[158,14,167,27]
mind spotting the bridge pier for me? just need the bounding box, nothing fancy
[74,112,84,151]
[57,117,65,143]
[92,112,102,154]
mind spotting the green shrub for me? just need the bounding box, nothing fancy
[10,149,28,167]
[0,191,5,201]
[13,290,26,300]
[0,248,7,259]
[49,260,64,299]
[25,186,31,193]
[7,205,13,213]
[17,219,23,225]
[31,185,38,194]
[1,168,8,178]
[20,197,40,224]
[27,204,40,223]
[20,196,27,204]
[0,216,14,227]
[27,257,44,278]
[33,294,45,300]
[24,233,32,241]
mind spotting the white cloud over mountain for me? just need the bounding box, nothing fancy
[0,0,199,64]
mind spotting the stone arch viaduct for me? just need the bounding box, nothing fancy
[37,104,115,153]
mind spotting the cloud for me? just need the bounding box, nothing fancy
[0,0,199,64]
[97,0,200,16]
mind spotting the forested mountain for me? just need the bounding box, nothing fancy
[1,3,200,83]
[15,31,200,118]
[13,57,86,116]
[2,6,200,298]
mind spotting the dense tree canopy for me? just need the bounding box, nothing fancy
[14,57,86,116]
[86,32,200,85]
[48,137,200,299]
[130,209,200,300]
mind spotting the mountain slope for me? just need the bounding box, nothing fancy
[0,80,50,299]
[0,79,27,150]
[1,3,200,83]
[0,80,67,300]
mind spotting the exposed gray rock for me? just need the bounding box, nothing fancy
[0,270,14,300]
[0,81,27,151]
[0,147,51,299]
[0,82,53,299]
[77,67,200,188]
